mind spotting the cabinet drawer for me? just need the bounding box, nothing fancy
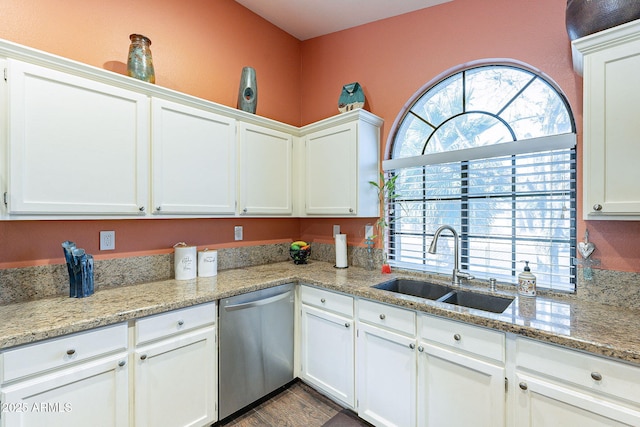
[420,315,504,363]
[301,285,353,317]
[358,299,416,336]
[136,302,216,345]
[516,337,640,405]
[1,323,127,383]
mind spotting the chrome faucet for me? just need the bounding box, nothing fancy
[428,225,475,285]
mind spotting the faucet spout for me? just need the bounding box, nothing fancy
[429,225,472,286]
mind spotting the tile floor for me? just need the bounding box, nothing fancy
[216,381,372,427]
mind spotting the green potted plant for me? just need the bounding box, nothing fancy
[369,172,399,273]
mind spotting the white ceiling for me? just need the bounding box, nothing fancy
[234,0,453,40]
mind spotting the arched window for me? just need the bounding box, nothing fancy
[384,63,576,292]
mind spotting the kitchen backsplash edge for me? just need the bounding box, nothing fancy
[0,242,638,309]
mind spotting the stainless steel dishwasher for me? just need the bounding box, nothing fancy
[218,283,294,420]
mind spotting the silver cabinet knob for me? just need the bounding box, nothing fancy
[591,372,603,381]
[140,354,148,361]
[155,206,161,212]
[454,333,461,341]
[321,298,326,303]
[177,320,184,326]
[409,343,415,349]
[418,346,424,352]
[379,314,386,320]
[118,360,126,367]
[593,204,603,211]
[345,322,350,328]
[66,349,76,356]
[242,208,248,214]
[519,382,528,391]
[349,208,354,213]
[139,206,145,212]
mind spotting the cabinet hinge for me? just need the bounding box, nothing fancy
[504,377,508,393]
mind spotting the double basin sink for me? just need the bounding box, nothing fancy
[373,278,514,314]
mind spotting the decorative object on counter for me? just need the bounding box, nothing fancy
[517,261,537,297]
[237,66,258,113]
[61,241,94,298]
[574,229,600,281]
[370,172,400,274]
[338,82,365,113]
[197,248,218,277]
[334,234,348,268]
[127,33,155,83]
[290,241,311,265]
[62,241,77,297]
[173,242,197,280]
[565,0,640,41]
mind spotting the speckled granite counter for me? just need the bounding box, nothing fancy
[1,261,639,366]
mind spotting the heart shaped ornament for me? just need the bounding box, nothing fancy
[578,241,595,259]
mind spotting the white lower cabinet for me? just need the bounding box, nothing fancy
[0,324,129,427]
[357,300,417,427]
[134,302,217,427]
[417,315,506,427]
[300,286,355,408]
[514,337,640,426]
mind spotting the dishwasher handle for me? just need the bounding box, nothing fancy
[223,289,292,311]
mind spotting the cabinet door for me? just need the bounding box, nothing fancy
[300,304,355,408]
[514,372,640,426]
[357,322,416,427]
[7,59,149,215]
[583,37,640,218]
[151,98,236,215]
[0,353,129,427]
[305,123,357,215]
[417,342,505,427]
[134,326,216,427]
[238,122,293,215]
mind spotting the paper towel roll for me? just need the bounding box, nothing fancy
[335,234,348,268]
[198,249,217,277]
[174,245,197,280]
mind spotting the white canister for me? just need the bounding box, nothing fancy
[198,249,218,277]
[174,243,197,280]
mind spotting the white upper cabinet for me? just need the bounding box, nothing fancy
[301,110,382,217]
[6,59,149,215]
[0,39,381,219]
[238,122,293,215]
[151,98,236,215]
[573,20,640,219]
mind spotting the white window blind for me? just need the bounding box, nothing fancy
[386,146,576,292]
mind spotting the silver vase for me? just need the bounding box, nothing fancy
[237,66,257,114]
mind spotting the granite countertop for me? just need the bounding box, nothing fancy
[1,261,639,365]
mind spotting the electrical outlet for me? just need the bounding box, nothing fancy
[234,226,243,241]
[365,225,374,239]
[333,225,340,237]
[100,230,115,250]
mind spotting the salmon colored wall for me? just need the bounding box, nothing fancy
[300,0,640,273]
[1,0,639,273]
[0,218,301,268]
[0,0,301,124]
[0,0,303,266]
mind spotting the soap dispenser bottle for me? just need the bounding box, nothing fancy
[518,261,537,297]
